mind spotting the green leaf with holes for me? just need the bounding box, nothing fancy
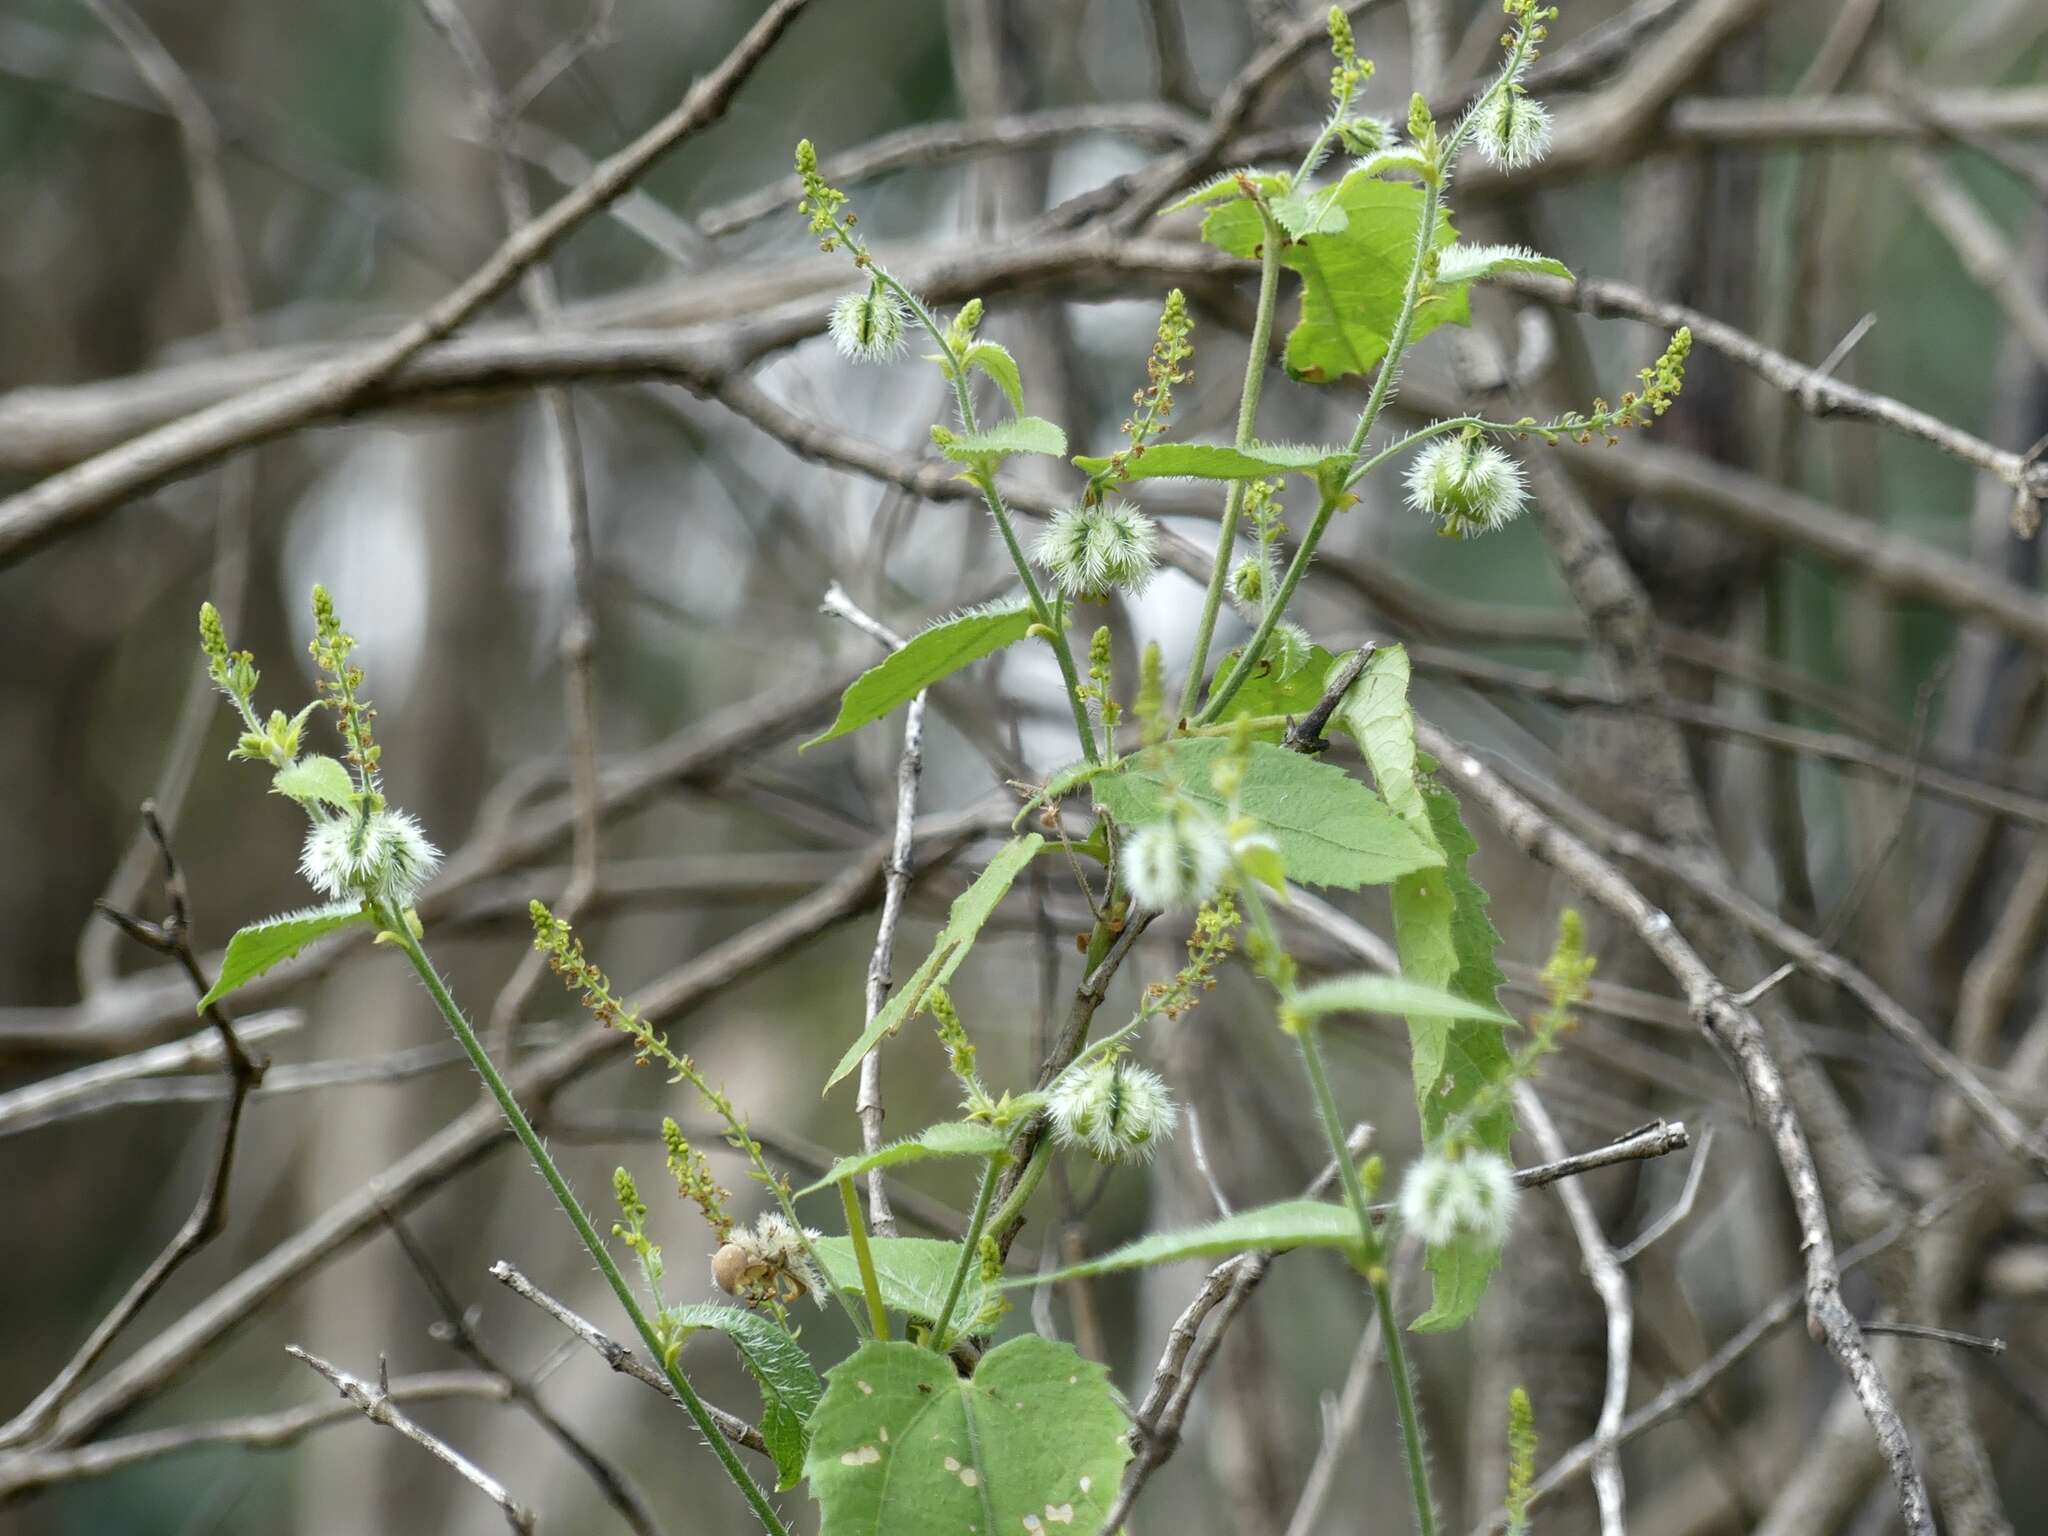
[670,1304,821,1490]
[1282,176,1467,382]
[824,834,1044,1089]
[804,605,1034,750]
[1091,738,1439,890]
[804,1337,1128,1536]
[198,903,370,1010]
[1203,174,1470,383]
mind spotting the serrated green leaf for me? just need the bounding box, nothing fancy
[805,1337,1128,1536]
[198,903,371,1010]
[804,605,1034,750]
[811,1237,998,1339]
[1091,739,1440,890]
[825,834,1044,1088]
[1411,1230,1501,1334]
[271,754,357,810]
[962,340,1024,412]
[1003,1198,1360,1287]
[1283,176,1468,383]
[1333,647,1512,1330]
[933,416,1067,464]
[1336,646,1431,840]
[796,1121,1013,1196]
[1288,973,1512,1025]
[1071,441,1351,484]
[670,1304,821,1489]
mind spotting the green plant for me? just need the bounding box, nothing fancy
[189,8,1687,1533]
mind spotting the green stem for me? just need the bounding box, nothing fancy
[1297,1014,1438,1536]
[382,908,789,1536]
[839,1177,890,1341]
[1197,170,1446,728]
[1293,1017,1374,1242]
[1372,1265,1440,1536]
[1179,225,1285,722]
[985,1138,1050,1240]
[1240,880,1438,1536]
[931,1156,1003,1350]
[861,255,1100,766]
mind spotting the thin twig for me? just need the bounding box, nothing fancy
[819,582,930,1236]
[0,0,814,561]
[412,0,605,1041]
[1517,1085,1631,1536]
[0,1372,511,1499]
[75,0,258,997]
[384,1211,662,1536]
[488,1262,767,1457]
[287,1346,536,1534]
[1613,1123,1716,1264]
[1418,720,1932,1534]
[0,806,264,1451]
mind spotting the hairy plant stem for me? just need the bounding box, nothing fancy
[1179,223,1285,722]
[932,1155,1004,1351]
[1197,24,1542,727]
[858,254,1100,765]
[1242,879,1439,1536]
[839,1176,890,1340]
[380,905,790,1536]
[985,1138,1051,1238]
[1297,1017,1438,1536]
[1198,164,1440,727]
